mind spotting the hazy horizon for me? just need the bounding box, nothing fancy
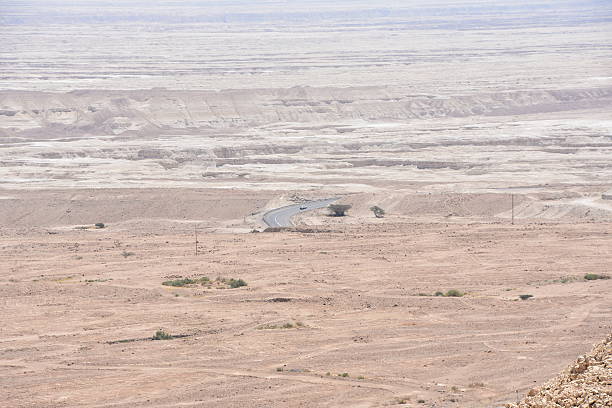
[2,0,611,26]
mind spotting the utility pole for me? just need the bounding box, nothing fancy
[194,225,198,256]
[511,194,515,225]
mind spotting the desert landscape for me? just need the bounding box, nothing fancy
[1,1,611,407]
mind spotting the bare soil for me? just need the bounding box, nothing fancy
[1,213,610,407]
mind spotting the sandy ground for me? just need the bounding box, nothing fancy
[0,189,278,233]
[1,217,610,407]
[2,189,612,233]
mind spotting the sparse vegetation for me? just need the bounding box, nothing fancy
[328,204,352,217]
[106,337,140,345]
[257,321,304,330]
[531,274,608,286]
[152,329,173,340]
[216,277,247,289]
[369,205,385,218]
[52,275,75,283]
[519,294,533,300]
[425,290,464,297]
[430,289,465,297]
[357,375,365,380]
[162,278,197,287]
[584,273,609,281]
[161,276,247,289]
[338,372,349,377]
[121,250,135,257]
[228,278,247,288]
[107,331,191,344]
[276,367,283,372]
[268,297,292,302]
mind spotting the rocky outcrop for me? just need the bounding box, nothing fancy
[506,334,612,408]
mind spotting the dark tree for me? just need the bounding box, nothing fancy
[369,206,385,218]
[329,204,352,217]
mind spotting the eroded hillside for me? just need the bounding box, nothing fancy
[1,87,611,135]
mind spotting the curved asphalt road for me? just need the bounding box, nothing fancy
[263,198,339,228]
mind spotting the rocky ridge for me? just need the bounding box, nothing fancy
[507,334,611,408]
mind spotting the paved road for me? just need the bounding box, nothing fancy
[263,198,338,228]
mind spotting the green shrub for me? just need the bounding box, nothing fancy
[584,273,609,281]
[152,330,173,340]
[434,291,444,296]
[162,278,196,287]
[228,278,247,288]
[162,277,212,287]
[445,289,464,297]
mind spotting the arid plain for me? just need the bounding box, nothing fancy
[1,1,611,407]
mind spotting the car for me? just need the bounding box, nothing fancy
[299,205,307,210]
